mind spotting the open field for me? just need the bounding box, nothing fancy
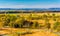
[0,12,60,36]
[0,28,59,36]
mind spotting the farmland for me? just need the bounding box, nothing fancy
[0,12,60,36]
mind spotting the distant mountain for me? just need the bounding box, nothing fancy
[0,8,60,11]
[48,8,60,11]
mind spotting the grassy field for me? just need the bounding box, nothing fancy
[0,12,60,36]
[0,28,59,36]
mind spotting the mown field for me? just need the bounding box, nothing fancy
[0,12,60,36]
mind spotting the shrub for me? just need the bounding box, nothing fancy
[53,22,60,32]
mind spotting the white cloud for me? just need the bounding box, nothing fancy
[0,4,60,8]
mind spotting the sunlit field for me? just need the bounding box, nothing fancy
[0,12,60,36]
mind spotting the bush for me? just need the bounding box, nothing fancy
[53,22,60,32]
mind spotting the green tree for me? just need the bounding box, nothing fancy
[53,22,60,32]
[32,21,39,28]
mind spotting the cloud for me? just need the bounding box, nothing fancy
[0,4,60,8]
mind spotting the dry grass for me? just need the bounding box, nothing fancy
[0,12,60,36]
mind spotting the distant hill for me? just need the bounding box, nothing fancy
[0,8,60,11]
[48,8,60,11]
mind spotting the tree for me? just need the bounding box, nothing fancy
[14,17,25,28]
[2,15,19,28]
[46,23,51,29]
[32,21,39,28]
[53,22,60,32]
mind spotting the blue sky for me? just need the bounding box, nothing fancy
[0,0,60,8]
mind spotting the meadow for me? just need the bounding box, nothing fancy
[0,12,60,36]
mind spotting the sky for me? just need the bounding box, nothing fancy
[0,0,60,8]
